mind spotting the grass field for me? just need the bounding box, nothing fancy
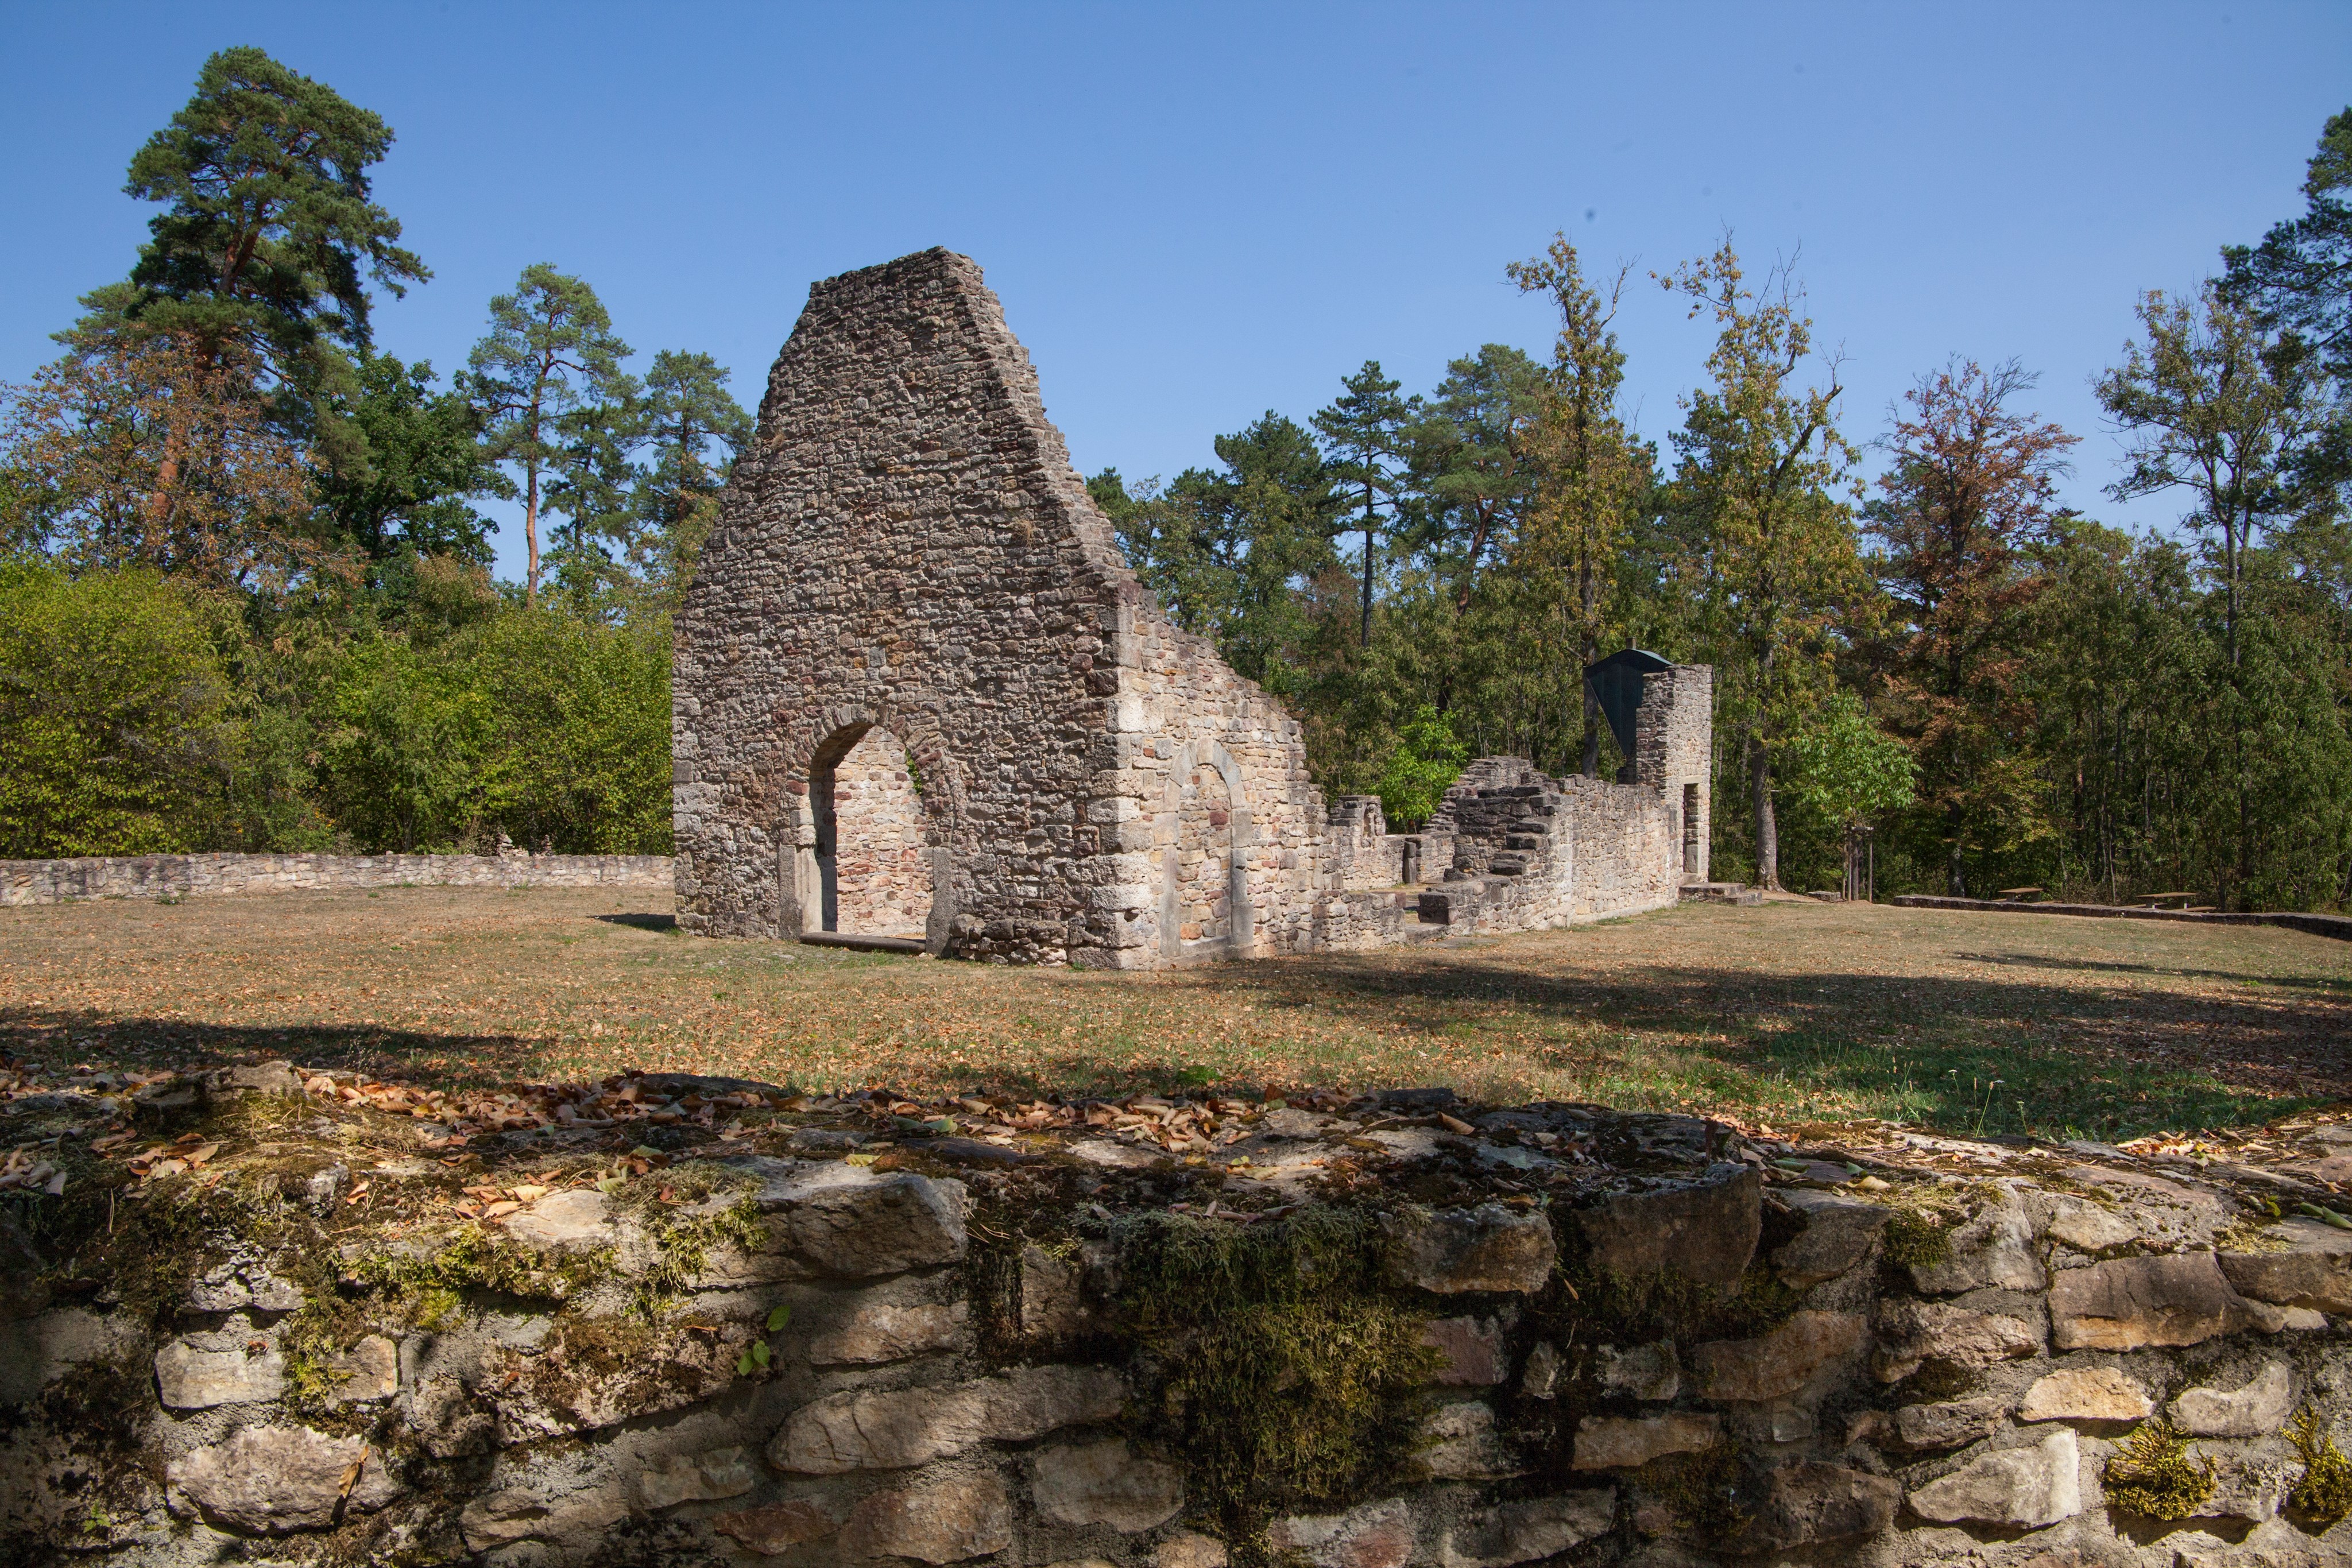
[3,887,2346,1141]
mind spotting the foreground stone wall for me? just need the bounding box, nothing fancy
[672,247,1711,968]
[6,1063,2347,1568]
[0,853,673,908]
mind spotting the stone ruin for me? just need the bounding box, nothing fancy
[6,1061,2349,1567]
[671,249,1714,966]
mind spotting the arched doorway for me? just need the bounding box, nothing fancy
[808,725,935,939]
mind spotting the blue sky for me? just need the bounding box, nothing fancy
[3,2,2347,583]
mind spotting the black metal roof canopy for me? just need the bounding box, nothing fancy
[1583,648,1674,764]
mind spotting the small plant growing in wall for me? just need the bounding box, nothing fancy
[737,1303,791,1376]
[2103,1420,2216,1520]
[2288,1405,2352,1523]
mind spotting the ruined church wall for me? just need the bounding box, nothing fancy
[673,250,1138,963]
[672,247,1707,968]
[1078,607,1333,968]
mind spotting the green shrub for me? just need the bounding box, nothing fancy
[0,557,239,855]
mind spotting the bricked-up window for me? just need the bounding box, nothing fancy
[813,726,934,938]
[1682,782,1701,876]
[1174,762,1233,946]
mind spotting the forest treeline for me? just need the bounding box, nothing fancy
[3,49,2348,910]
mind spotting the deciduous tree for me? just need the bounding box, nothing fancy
[1867,359,2078,893]
[1661,240,1868,889]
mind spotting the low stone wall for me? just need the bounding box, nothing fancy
[1891,895,2352,943]
[5,1062,2352,1561]
[4,1066,2348,1567]
[0,852,675,908]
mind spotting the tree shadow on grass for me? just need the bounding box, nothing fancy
[1952,950,2349,992]
[0,1009,562,1091]
[1178,948,2351,1138]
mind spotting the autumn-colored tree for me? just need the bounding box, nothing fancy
[1661,241,1869,888]
[1867,359,2079,894]
[1506,234,1651,775]
[1,336,313,589]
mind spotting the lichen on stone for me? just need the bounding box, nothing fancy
[2103,1419,2218,1520]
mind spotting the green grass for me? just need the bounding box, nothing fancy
[4,890,2345,1140]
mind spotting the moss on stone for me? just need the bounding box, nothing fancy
[1112,1209,1438,1550]
[2288,1406,2352,1524]
[2103,1420,2218,1520]
[1638,1441,1750,1538]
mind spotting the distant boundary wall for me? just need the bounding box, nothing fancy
[0,853,674,908]
[1891,892,2352,942]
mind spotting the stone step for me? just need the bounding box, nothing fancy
[800,931,928,954]
[1680,882,1760,907]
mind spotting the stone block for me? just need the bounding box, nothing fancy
[1873,1299,2042,1382]
[1421,1400,1525,1478]
[1380,1205,1555,1294]
[1155,1532,1229,1568]
[1688,1311,1865,1401]
[1437,1492,1617,1568]
[325,1334,397,1404]
[840,1470,1014,1564]
[1267,1499,1417,1568]
[1720,1461,1900,1554]
[1031,1438,1184,1531]
[1575,1164,1761,1287]
[2048,1253,2256,1350]
[1421,1315,1506,1385]
[1594,1342,1680,1401]
[1020,1241,1098,1339]
[1906,1429,2082,1528]
[497,1188,615,1255]
[0,1307,141,1404]
[713,1500,845,1554]
[1572,1412,1722,1470]
[460,1479,634,1548]
[166,1425,404,1534]
[782,1168,971,1275]
[1520,1339,1561,1399]
[807,1299,968,1365]
[771,1365,1125,1473]
[2018,1366,2151,1423]
[2171,1362,2294,1437]
[1771,1190,1889,1286]
[2219,1218,2352,1312]
[640,1445,758,1509]
[154,1339,286,1407]
[1908,1188,2046,1294]
[1894,1395,2008,1451]
[186,1258,305,1313]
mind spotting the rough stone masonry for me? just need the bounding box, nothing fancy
[5,1063,2349,1567]
[671,249,1712,966]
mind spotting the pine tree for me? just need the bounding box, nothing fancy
[74,47,426,478]
[463,266,630,604]
[1314,363,1410,645]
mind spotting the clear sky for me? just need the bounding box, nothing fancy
[4,2,2347,583]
